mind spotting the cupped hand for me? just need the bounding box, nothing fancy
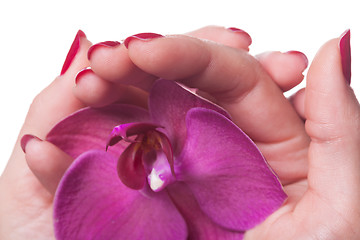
[0,30,92,239]
[78,29,360,239]
[0,26,274,239]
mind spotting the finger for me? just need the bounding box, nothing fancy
[82,26,253,105]
[305,30,360,207]
[74,68,148,108]
[256,51,308,92]
[125,34,310,183]
[22,135,73,195]
[289,88,306,120]
[87,41,157,91]
[255,51,308,119]
[127,34,306,141]
[88,26,252,84]
[186,25,252,51]
[23,31,91,138]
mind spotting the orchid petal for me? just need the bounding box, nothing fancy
[168,183,245,240]
[54,150,188,240]
[149,79,230,154]
[177,108,287,231]
[106,122,162,149]
[46,104,150,159]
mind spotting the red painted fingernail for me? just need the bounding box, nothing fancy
[21,134,42,153]
[227,27,252,45]
[87,41,121,60]
[60,30,87,75]
[228,27,247,33]
[124,33,164,48]
[339,29,351,85]
[286,51,309,68]
[75,67,93,85]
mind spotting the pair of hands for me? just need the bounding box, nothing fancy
[0,26,359,239]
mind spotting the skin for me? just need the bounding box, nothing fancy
[0,34,92,239]
[0,26,359,239]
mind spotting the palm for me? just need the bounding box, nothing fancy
[0,168,55,239]
[247,177,353,239]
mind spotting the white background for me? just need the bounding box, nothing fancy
[0,0,359,175]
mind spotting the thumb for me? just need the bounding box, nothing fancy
[305,30,360,208]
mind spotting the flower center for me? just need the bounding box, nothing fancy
[107,123,175,192]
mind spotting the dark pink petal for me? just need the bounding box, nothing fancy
[106,122,162,149]
[149,79,230,154]
[168,183,245,240]
[54,150,187,240]
[176,108,287,231]
[46,104,150,159]
[117,142,146,190]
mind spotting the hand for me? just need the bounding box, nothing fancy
[0,26,276,240]
[77,26,310,185]
[248,31,360,239]
[74,28,360,239]
[0,30,92,239]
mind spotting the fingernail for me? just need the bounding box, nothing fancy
[227,27,252,45]
[124,33,164,48]
[75,67,93,85]
[339,29,351,85]
[87,41,121,60]
[285,51,309,68]
[21,134,42,153]
[60,30,87,75]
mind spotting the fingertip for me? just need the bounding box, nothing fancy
[339,29,351,85]
[88,41,157,90]
[256,51,307,92]
[285,51,308,70]
[87,41,121,61]
[21,134,42,153]
[305,33,359,142]
[88,41,127,81]
[73,68,120,107]
[289,88,306,120]
[74,68,149,108]
[24,137,73,195]
[60,30,92,78]
[186,25,252,50]
[123,32,164,49]
[127,35,211,81]
[60,30,86,75]
[227,27,252,48]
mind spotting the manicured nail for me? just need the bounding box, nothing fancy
[285,51,309,68]
[75,67,93,85]
[87,41,121,60]
[124,33,164,48]
[227,27,252,45]
[60,30,87,75]
[339,29,351,85]
[21,134,42,153]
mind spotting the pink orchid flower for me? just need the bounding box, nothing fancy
[47,79,286,239]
